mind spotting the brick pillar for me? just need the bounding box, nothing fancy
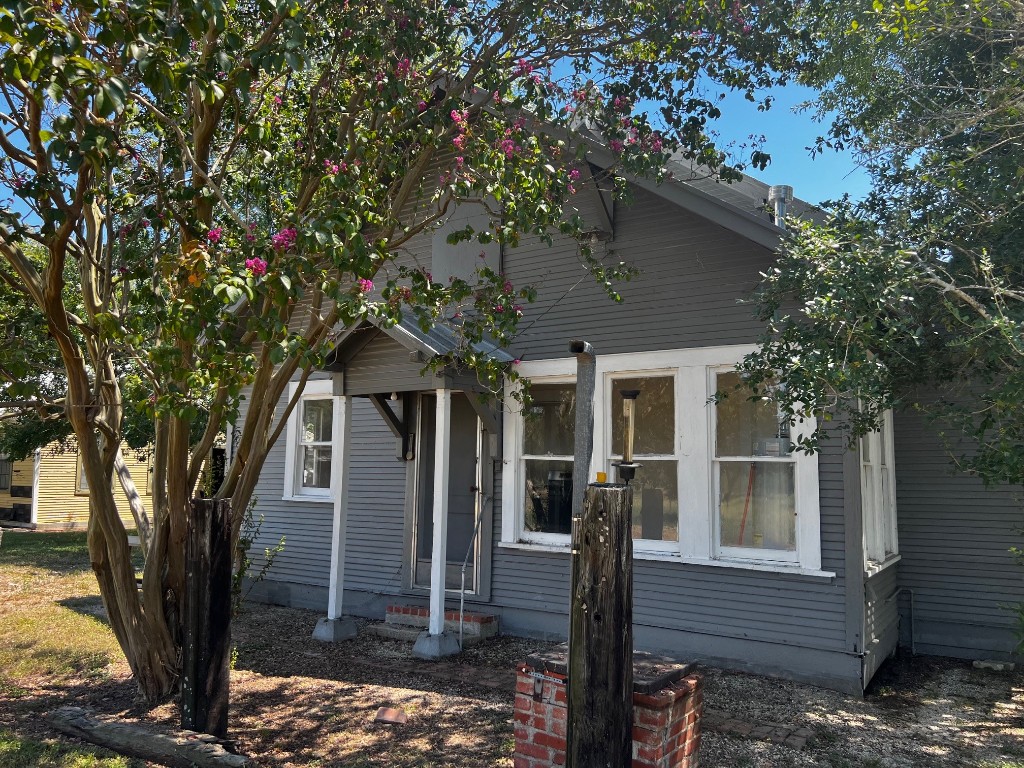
[514,659,703,768]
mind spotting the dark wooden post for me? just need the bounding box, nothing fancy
[567,483,634,767]
[182,498,232,738]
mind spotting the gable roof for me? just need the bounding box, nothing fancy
[327,309,514,370]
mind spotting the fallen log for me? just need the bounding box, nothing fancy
[47,707,249,768]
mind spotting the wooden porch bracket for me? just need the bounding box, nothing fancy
[369,393,413,460]
[467,394,500,457]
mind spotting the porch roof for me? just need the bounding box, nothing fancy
[327,310,514,370]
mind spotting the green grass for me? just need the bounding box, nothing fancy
[0,729,143,768]
[0,531,95,573]
[0,532,124,683]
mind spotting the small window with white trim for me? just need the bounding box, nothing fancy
[522,380,576,537]
[607,374,679,545]
[861,409,898,566]
[712,370,797,562]
[283,379,337,501]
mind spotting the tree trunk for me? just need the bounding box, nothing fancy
[115,447,152,558]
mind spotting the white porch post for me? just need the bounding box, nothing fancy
[428,388,451,635]
[313,391,357,641]
[413,388,460,658]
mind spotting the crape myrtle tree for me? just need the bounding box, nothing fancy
[739,0,1024,485]
[0,0,802,704]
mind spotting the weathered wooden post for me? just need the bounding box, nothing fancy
[182,497,232,738]
[568,483,634,767]
[566,341,638,767]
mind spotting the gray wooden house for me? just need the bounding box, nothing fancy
[238,150,1022,694]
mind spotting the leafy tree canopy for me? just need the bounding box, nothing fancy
[1,0,804,706]
[740,0,1024,485]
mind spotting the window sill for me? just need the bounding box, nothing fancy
[282,494,334,504]
[864,554,901,577]
[498,540,836,578]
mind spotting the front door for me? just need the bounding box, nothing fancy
[414,393,481,592]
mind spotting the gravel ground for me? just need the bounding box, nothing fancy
[3,583,1022,767]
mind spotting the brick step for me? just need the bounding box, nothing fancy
[384,604,499,638]
[364,621,489,647]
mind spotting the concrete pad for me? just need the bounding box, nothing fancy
[311,617,358,642]
[412,630,461,660]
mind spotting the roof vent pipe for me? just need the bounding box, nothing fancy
[768,184,794,229]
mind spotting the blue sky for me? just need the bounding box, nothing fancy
[710,83,871,206]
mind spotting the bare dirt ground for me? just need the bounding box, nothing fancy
[2,531,1022,767]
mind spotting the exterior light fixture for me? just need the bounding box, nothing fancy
[614,389,641,484]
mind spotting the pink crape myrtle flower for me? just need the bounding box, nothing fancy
[271,227,297,252]
[245,257,268,277]
[357,278,374,293]
[206,227,223,244]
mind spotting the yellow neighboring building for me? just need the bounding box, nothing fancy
[0,442,150,530]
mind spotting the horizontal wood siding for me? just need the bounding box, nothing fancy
[245,377,408,597]
[505,187,775,360]
[34,443,150,531]
[0,457,34,524]
[342,333,439,395]
[894,409,1024,659]
[244,181,858,688]
[489,187,851,665]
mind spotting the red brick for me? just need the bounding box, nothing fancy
[532,700,551,717]
[530,714,548,731]
[551,750,566,766]
[549,714,567,738]
[514,709,530,725]
[553,685,568,705]
[516,677,534,695]
[515,694,532,713]
[637,706,670,729]
[633,725,662,746]
[536,732,566,751]
[517,741,550,761]
[513,757,532,768]
[514,723,529,743]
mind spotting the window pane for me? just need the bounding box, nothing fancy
[719,462,795,551]
[302,446,332,488]
[524,383,575,456]
[0,459,11,491]
[303,400,333,443]
[716,371,790,457]
[611,376,674,456]
[629,459,678,542]
[524,459,573,534]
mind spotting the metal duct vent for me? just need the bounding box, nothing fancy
[767,184,794,229]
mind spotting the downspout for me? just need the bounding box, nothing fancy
[30,448,41,526]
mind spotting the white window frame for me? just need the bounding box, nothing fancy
[501,345,827,575]
[282,379,339,503]
[861,409,899,570]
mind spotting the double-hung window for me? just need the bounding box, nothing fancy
[502,346,824,573]
[607,374,679,549]
[712,369,798,563]
[861,409,898,567]
[283,379,337,501]
[0,457,11,492]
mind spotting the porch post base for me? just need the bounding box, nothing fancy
[412,630,461,660]
[312,617,358,642]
